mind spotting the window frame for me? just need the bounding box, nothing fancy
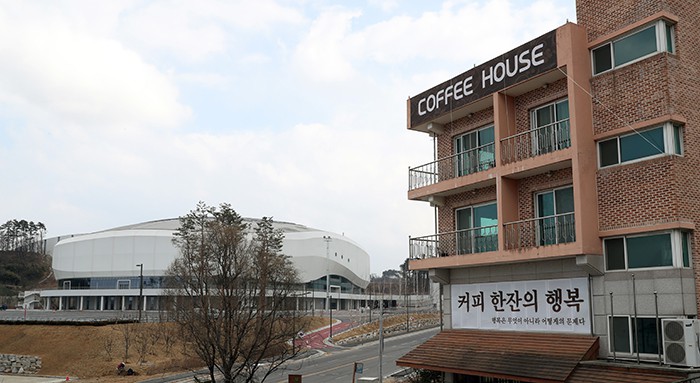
[592,19,675,75]
[597,123,683,168]
[604,230,691,271]
[455,201,498,254]
[608,315,669,356]
[453,124,496,176]
[534,185,575,246]
[529,98,571,156]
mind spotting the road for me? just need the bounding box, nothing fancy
[267,327,439,383]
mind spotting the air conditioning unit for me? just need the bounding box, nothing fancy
[663,318,700,367]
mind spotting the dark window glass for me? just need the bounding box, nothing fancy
[605,238,626,270]
[674,125,682,155]
[633,317,662,354]
[620,127,664,162]
[611,316,631,353]
[682,232,690,268]
[626,233,672,268]
[593,44,613,74]
[613,25,657,66]
[599,139,619,167]
[666,23,674,53]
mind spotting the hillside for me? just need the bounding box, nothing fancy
[0,316,330,382]
[0,251,52,299]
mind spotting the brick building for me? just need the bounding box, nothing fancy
[397,0,700,381]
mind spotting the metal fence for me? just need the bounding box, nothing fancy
[408,144,495,191]
[500,120,571,164]
[503,213,575,250]
[409,225,498,259]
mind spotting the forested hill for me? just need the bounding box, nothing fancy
[0,251,52,296]
[0,219,52,296]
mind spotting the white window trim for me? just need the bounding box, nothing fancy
[604,230,689,271]
[592,20,675,76]
[534,185,574,245]
[529,98,570,155]
[607,315,673,357]
[455,201,498,254]
[597,123,683,169]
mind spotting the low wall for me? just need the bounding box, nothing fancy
[0,354,41,374]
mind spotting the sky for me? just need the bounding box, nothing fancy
[0,0,576,274]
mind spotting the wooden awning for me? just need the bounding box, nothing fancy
[567,363,688,383]
[396,329,599,383]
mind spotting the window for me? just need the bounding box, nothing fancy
[535,186,575,246]
[117,280,131,289]
[592,20,675,75]
[609,316,664,355]
[454,125,495,176]
[605,231,691,271]
[598,123,683,167]
[530,99,570,156]
[455,202,498,254]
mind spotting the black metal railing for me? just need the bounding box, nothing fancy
[408,144,495,191]
[500,119,570,164]
[409,225,498,259]
[503,213,575,250]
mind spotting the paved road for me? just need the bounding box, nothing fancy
[139,326,439,383]
[268,327,439,383]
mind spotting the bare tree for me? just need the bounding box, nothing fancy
[167,202,306,383]
[119,322,133,362]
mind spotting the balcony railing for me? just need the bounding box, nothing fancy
[500,119,571,164]
[503,213,575,250]
[409,225,498,259]
[408,144,495,191]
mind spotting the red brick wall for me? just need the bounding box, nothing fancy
[436,107,494,161]
[517,168,573,222]
[438,186,497,235]
[578,0,700,311]
[513,78,568,135]
[590,55,672,135]
[576,0,666,42]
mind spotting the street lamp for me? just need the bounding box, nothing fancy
[323,235,331,314]
[136,263,143,322]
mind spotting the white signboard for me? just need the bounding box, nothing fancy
[451,277,590,334]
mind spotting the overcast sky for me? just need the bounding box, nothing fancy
[0,0,576,273]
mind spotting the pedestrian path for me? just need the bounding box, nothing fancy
[294,320,354,349]
[0,375,68,383]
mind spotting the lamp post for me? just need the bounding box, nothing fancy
[136,263,143,322]
[323,235,331,313]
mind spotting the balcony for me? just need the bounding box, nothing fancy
[503,213,575,250]
[408,144,495,191]
[500,119,571,164]
[409,225,498,259]
[409,213,576,262]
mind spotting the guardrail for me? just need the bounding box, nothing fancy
[503,213,575,250]
[408,144,495,191]
[409,225,498,259]
[500,120,570,164]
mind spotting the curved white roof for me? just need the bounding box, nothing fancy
[52,218,370,289]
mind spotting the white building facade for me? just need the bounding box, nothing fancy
[35,218,371,312]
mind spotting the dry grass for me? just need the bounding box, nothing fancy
[333,312,440,342]
[0,316,328,381]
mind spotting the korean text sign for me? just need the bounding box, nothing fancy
[451,277,590,334]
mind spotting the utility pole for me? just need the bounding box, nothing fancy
[135,263,143,322]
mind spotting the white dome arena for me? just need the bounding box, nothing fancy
[36,218,372,312]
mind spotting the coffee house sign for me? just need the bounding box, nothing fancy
[409,29,557,128]
[451,277,591,334]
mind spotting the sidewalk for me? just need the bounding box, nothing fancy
[0,375,68,383]
[294,320,354,349]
